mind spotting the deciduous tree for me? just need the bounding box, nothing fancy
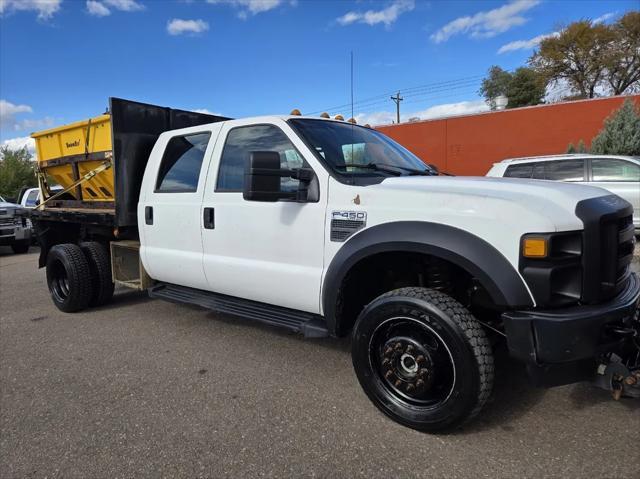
[0,146,36,201]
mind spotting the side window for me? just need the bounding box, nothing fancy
[545,160,584,182]
[156,132,211,192]
[25,190,39,206]
[504,163,533,178]
[532,163,545,179]
[216,125,308,192]
[591,159,640,182]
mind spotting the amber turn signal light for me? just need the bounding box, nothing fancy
[523,237,548,258]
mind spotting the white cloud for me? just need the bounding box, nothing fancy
[0,0,62,20]
[86,0,144,17]
[430,0,540,43]
[193,108,221,115]
[86,0,110,16]
[0,100,33,130]
[0,99,53,133]
[103,0,143,11]
[355,100,490,126]
[593,11,616,24]
[497,31,559,53]
[496,11,617,54]
[1,136,37,157]
[337,0,414,28]
[167,18,209,36]
[206,0,290,19]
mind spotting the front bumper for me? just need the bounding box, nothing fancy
[502,272,640,387]
[0,225,31,245]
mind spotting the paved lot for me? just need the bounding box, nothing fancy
[1,248,639,478]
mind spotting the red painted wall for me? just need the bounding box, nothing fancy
[377,95,640,176]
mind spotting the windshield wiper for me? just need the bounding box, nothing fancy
[337,163,402,176]
[338,163,434,176]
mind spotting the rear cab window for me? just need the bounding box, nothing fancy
[25,190,39,206]
[156,132,211,192]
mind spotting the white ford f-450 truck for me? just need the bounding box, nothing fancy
[30,99,640,432]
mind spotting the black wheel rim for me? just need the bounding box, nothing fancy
[369,316,456,407]
[50,260,70,303]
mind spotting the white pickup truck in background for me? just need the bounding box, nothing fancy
[0,195,31,254]
[29,98,640,432]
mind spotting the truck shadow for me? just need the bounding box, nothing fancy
[455,345,548,434]
[569,382,640,411]
[93,289,152,310]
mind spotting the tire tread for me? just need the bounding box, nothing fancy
[368,287,494,426]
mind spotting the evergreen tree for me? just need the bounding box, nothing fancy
[590,99,640,155]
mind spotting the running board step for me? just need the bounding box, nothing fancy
[148,283,329,338]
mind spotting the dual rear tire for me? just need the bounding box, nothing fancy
[46,242,114,312]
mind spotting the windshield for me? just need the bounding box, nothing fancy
[288,119,434,182]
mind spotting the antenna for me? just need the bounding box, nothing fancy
[350,51,354,120]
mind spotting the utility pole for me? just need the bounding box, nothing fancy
[391,91,403,124]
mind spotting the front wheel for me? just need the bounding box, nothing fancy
[351,287,494,432]
[11,240,30,254]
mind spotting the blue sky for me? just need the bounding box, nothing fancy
[0,0,637,152]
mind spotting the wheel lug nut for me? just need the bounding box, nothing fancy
[416,379,425,389]
[406,345,414,354]
[406,383,415,393]
[394,379,402,388]
[382,358,391,368]
[384,370,394,380]
[394,342,403,351]
[384,346,393,356]
[416,355,425,365]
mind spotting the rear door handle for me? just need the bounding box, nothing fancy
[145,206,153,225]
[203,207,215,229]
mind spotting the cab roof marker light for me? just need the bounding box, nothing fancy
[290,109,301,116]
[334,115,344,121]
[320,112,330,118]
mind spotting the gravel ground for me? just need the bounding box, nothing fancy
[1,248,639,479]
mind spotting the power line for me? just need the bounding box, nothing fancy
[305,69,517,117]
[306,73,488,115]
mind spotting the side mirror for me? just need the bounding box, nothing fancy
[426,163,439,174]
[243,151,314,202]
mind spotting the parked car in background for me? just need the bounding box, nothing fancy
[19,185,63,208]
[487,154,640,232]
[0,195,31,254]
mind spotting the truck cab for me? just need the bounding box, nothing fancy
[30,100,640,432]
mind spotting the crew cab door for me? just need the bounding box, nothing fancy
[139,128,220,290]
[200,120,328,313]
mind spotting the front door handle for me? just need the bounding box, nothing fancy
[145,206,153,225]
[203,207,215,229]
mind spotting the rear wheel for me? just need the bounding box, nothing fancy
[351,287,494,432]
[80,241,114,306]
[11,240,30,254]
[46,244,93,313]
